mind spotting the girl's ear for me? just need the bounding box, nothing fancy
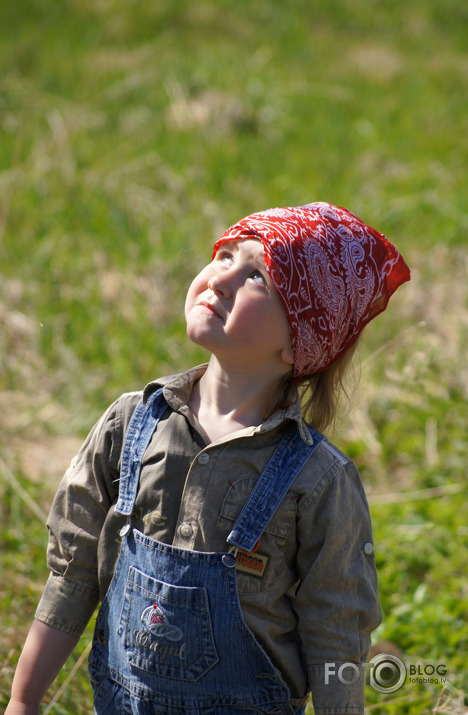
[281,345,295,366]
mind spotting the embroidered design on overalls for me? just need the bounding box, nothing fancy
[141,603,184,641]
[133,624,188,662]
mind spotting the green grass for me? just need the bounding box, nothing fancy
[1,0,467,712]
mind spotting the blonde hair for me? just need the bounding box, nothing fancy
[264,342,359,433]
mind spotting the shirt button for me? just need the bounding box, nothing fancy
[363,542,374,555]
[180,522,193,538]
[197,453,210,465]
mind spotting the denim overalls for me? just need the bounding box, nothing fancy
[88,388,325,714]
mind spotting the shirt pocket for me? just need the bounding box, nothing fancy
[216,476,297,594]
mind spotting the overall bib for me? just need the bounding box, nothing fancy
[89,389,325,714]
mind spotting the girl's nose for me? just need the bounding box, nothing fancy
[208,269,233,298]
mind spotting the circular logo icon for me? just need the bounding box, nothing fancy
[369,653,407,694]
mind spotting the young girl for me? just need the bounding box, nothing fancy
[7,202,410,715]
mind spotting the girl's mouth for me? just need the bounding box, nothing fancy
[198,301,223,319]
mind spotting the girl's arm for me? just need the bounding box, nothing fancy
[6,397,133,715]
[294,459,381,713]
[6,620,80,715]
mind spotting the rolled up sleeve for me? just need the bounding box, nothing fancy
[294,457,382,714]
[35,573,100,637]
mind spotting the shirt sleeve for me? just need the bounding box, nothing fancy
[35,393,140,636]
[294,454,382,715]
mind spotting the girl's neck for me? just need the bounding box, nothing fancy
[189,357,282,443]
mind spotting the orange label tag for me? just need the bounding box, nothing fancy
[235,551,269,578]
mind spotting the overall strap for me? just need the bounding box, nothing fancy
[227,422,326,553]
[115,387,167,516]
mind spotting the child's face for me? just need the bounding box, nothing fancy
[185,239,294,377]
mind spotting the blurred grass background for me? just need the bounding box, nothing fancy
[1,0,467,712]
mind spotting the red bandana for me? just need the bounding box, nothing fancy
[213,202,410,378]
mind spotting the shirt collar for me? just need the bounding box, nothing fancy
[143,364,314,446]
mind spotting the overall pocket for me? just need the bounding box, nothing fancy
[118,566,219,681]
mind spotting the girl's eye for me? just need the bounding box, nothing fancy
[218,251,233,264]
[250,270,266,285]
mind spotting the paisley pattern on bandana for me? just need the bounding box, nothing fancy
[213,202,410,378]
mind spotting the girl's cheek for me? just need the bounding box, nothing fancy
[184,283,197,319]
